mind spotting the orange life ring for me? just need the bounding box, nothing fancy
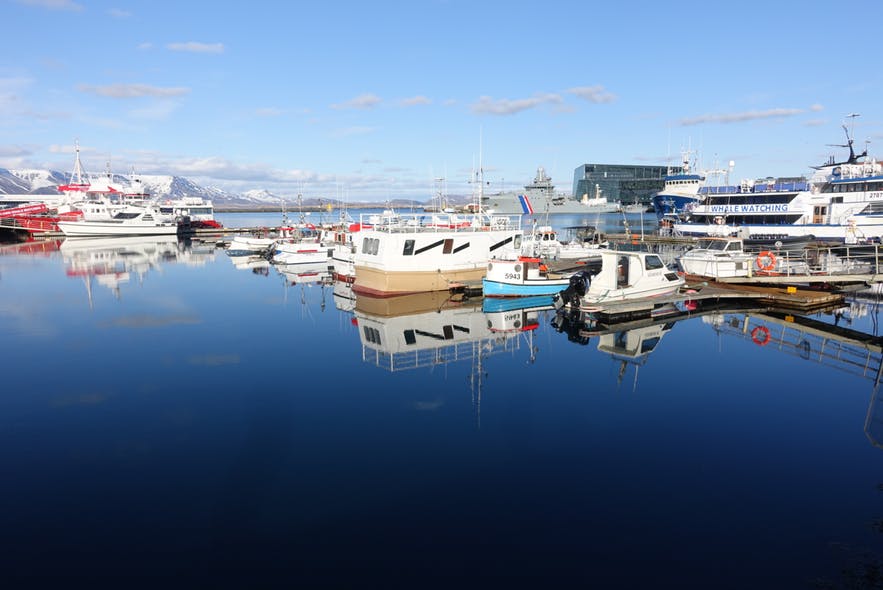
[756,250,777,272]
[751,326,771,346]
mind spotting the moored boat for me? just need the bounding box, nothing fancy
[482,256,601,297]
[352,210,524,297]
[479,166,619,215]
[553,249,685,313]
[57,203,180,236]
[671,120,883,243]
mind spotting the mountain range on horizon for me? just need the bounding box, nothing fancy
[0,166,472,209]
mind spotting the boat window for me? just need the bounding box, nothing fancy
[514,235,522,249]
[707,241,727,251]
[443,239,453,254]
[645,255,664,270]
[403,239,415,256]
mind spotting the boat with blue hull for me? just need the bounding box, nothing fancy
[483,256,601,297]
[652,151,706,220]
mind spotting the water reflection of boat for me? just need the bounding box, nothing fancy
[276,261,334,285]
[228,253,271,275]
[595,321,676,390]
[354,292,517,372]
[60,235,201,305]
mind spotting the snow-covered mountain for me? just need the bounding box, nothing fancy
[0,166,278,207]
[0,166,449,208]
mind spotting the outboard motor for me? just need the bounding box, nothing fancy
[553,270,592,311]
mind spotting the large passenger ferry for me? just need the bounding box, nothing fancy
[671,122,883,243]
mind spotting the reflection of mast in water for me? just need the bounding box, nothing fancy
[595,322,675,393]
[355,292,524,428]
[865,363,883,449]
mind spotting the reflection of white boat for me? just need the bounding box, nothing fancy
[354,292,519,371]
[333,280,357,313]
[228,254,271,274]
[61,235,184,305]
[595,322,676,390]
[553,249,684,313]
[276,261,334,285]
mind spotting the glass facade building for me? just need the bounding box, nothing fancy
[572,163,679,205]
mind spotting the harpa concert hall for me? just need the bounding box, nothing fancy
[572,163,677,205]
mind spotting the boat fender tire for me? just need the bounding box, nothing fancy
[751,326,771,347]
[756,251,777,272]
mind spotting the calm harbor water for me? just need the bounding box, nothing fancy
[2,211,883,588]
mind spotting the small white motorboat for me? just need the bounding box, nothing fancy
[553,249,684,313]
[678,237,755,278]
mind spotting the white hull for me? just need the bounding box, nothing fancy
[674,218,883,242]
[352,212,523,296]
[272,242,333,265]
[58,220,179,236]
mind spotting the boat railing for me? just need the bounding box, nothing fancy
[358,212,522,233]
[739,243,882,277]
[361,335,518,371]
[708,312,881,381]
[700,181,809,195]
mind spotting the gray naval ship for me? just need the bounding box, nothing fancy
[480,167,620,215]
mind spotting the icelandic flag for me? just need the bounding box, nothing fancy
[517,194,534,214]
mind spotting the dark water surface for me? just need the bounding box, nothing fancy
[1,212,882,588]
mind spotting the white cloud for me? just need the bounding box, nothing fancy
[399,95,431,107]
[108,8,131,17]
[330,94,382,110]
[567,85,616,104]
[137,42,153,50]
[166,42,225,54]
[16,0,82,11]
[470,93,562,115]
[679,108,807,126]
[77,83,190,98]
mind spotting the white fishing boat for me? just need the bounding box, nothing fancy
[352,159,525,298]
[57,203,179,236]
[553,249,685,313]
[520,222,607,260]
[273,242,332,265]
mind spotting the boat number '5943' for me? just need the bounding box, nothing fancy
[504,273,521,280]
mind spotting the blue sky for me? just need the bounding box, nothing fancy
[2,0,881,202]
